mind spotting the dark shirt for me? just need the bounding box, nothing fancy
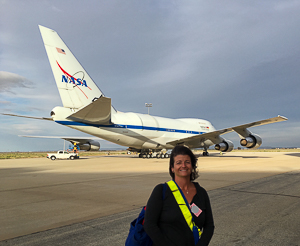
[144,182,214,246]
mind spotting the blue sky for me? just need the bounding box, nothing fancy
[0,0,299,152]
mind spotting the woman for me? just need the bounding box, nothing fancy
[144,146,214,246]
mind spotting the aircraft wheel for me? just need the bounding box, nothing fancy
[51,156,56,161]
[203,152,209,156]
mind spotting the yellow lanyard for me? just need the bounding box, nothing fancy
[167,180,202,241]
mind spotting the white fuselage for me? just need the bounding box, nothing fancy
[51,106,215,150]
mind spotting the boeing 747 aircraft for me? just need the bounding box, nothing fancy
[3,26,287,157]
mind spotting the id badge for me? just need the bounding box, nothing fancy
[190,203,202,217]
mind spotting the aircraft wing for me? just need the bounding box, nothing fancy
[1,113,53,121]
[20,135,101,151]
[20,135,101,143]
[167,128,233,146]
[167,115,288,146]
[231,115,288,137]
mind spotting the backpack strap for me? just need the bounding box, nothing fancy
[167,180,202,244]
[162,182,167,200]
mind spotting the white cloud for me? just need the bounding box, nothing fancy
[0,71,33,93]
[10,123,46,134]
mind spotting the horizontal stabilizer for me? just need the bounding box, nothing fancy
[1,113,53,121]
[67,96,112,125]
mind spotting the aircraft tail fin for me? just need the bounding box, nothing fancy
[39,25,115,113]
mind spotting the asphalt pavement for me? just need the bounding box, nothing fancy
[0,152,299,245]
[1,170,299,246]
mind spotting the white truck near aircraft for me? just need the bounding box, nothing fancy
[47,150,78,160]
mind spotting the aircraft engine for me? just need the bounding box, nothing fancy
[78,140,100,151]
[240,134,262,149]
[215,140,234,152]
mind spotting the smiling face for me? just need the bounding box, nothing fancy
[171,154,192,180]
[169,146,199,181]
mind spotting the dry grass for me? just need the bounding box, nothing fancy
[1,148,300,159]
[0,150,130,159]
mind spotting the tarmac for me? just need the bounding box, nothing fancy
[0,151,299,245]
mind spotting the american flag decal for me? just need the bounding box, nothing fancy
[56,47,66,54]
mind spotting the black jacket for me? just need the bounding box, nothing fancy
[144,182,214,246]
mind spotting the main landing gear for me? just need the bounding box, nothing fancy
[138,152,170,159]
[203,151,209,156]
[202,147,209,156]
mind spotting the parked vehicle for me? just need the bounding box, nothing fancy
[47,150,78,160]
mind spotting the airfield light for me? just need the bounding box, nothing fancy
[145,103,152,115]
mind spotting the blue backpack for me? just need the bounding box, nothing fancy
[125,206,152,246]
[125,184,167,246]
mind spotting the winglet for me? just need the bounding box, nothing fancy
[278,115,288,121]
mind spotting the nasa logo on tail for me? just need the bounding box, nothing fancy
[56,59,92,99]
